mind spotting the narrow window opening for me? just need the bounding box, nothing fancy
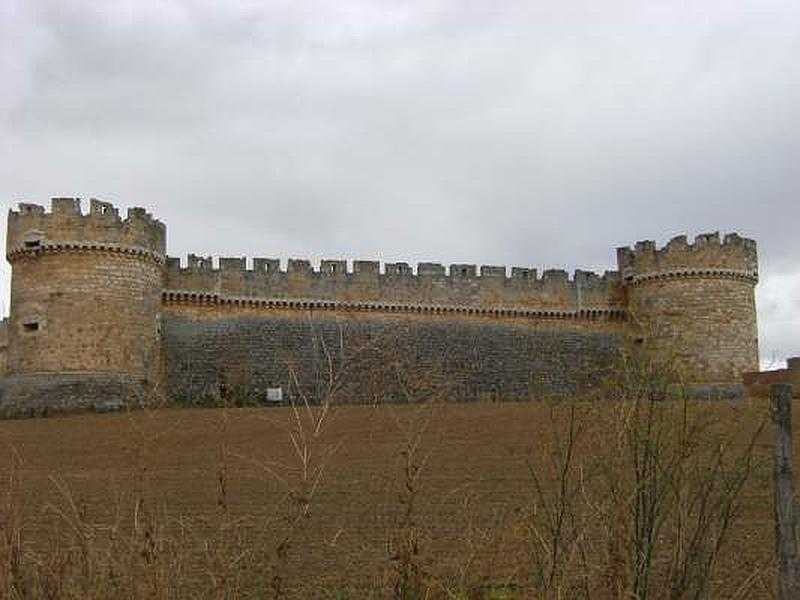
[633,337,644,346]
[461,268,468,276]
[23,321,39,332]
[24,240,41,249]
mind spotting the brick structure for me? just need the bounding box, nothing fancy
[0,198,761,415]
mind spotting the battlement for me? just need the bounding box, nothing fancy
[168,254,621,281]
[616,232,757,284]
[165,255,625,310]
[6,198,166,258]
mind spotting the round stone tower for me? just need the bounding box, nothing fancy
[1,198,165,414]
[617,232,759,393]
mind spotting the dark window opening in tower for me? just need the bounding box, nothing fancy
[23,321,39,332]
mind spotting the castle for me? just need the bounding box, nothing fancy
[0,198,760,415]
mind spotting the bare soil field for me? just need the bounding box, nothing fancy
[0,399,784,598]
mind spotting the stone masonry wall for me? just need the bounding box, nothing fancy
[7,252,163,377]
[0,319,7,378]
[161,303,625,404]
[618,233,759,385]
[626,277,758,383]
[0,372,147,418]
[2,199,166,415]
[165,256,625,311]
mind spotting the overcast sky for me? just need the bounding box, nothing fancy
[1,0,798,367]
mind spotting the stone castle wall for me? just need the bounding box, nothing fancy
[160,238,628,404]
[7,253,162,376]
[161,300,624,404]
[0,198,762,415]
[0,319,7,378]
[1,199,165,415]
[165,255,625,310]
[618,233,759,385]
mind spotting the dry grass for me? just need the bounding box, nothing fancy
[0,398,782,598]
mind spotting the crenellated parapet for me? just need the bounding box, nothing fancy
[616,232,758,286]
[6,198,166,263]
[164,254,625,313]
[618,231,759,385]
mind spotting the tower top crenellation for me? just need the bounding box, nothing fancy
[7,198,166,257]
[616,232,757,278]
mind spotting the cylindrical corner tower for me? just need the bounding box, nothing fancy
[617,232,759,391]
[1,198,165,414]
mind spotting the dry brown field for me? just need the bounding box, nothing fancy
[0,399,785,598]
